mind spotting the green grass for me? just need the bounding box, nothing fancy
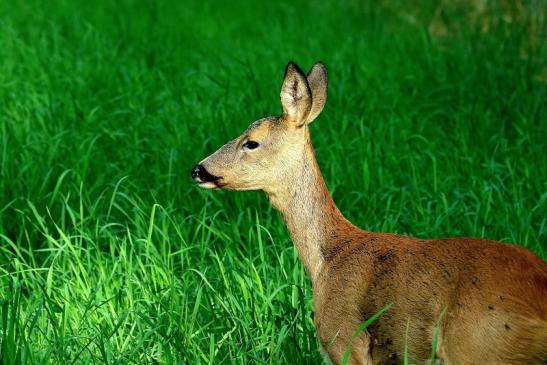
[0,0,546,363]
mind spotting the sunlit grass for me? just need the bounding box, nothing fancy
[0,0,545,363]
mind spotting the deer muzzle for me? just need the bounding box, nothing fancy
[191,164,221,188]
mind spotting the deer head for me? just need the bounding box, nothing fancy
[191,61,327,195]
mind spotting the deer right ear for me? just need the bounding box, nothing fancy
[305,62,327,124]
[280,62,312,126]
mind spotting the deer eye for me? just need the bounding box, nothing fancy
[243,141,259,150]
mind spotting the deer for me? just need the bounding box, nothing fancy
[191,61,547,365]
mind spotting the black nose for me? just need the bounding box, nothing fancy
[191,164,220,183]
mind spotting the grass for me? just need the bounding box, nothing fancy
[340,304,392,365]
[0,0,546,363]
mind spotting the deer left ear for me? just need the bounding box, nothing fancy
[280,62,312,126]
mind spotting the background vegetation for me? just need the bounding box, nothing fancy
[0,0,545,363]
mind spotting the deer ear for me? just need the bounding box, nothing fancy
[280,62,312,126]
[305,62,327,124]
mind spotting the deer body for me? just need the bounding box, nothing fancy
[192,62,547,364]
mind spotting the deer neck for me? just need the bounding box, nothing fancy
[266,143,356,282]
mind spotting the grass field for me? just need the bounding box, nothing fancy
[0,0,546,363]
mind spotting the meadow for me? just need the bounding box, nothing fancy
[0,0,545,363]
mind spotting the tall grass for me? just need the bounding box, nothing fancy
[0,0,545,363]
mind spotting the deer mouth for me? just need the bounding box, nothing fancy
[195,178,223,189]
[197,181,219,189]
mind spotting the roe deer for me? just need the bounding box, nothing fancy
[191,61,547,364]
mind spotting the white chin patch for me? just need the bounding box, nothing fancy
[198,182,218,189]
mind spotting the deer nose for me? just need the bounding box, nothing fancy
[191,164,219,183]
[191,164,205,181]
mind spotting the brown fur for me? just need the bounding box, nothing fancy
[193,61,547,364]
